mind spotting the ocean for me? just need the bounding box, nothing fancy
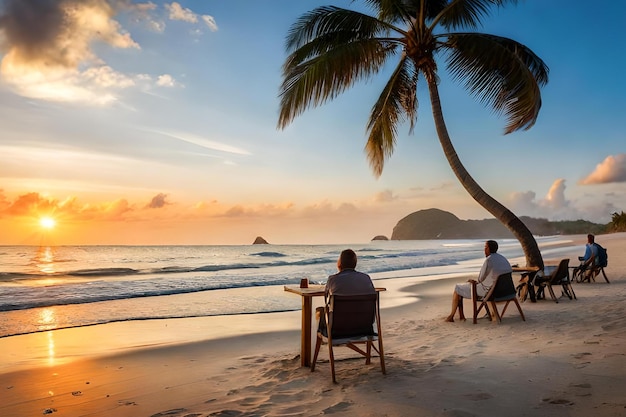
[0,237,577,338]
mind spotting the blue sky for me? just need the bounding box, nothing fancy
[0,0,624,245]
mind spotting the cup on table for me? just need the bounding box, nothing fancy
[300,278,309,288]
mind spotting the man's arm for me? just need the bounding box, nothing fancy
[476,257,490,283]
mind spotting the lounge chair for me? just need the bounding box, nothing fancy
[471,272,526,324]
[311,293,385,383]
[534,259,576,303]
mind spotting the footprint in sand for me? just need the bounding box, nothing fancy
[323,401,353,414]
[207,411,245,416]
[569,382,592,397]
[570,383,592,389]
[542,398,574,406]
[149,409,189,417]
[464,392,493,401]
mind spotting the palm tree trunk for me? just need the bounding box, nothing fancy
[426,80,544,269]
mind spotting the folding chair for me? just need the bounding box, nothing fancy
[472,272,526,324]
[311,293,385,383]
[535,259,576,303]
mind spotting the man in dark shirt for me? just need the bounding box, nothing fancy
[325,249,375,296]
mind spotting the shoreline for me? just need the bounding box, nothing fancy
[1,233,624,416]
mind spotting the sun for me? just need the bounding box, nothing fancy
[40,217,57,230]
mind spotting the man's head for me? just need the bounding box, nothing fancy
[484,240,498,257]
[587,234,595,244]
[337,249,357,271]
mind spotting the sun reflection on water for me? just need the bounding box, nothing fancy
[38,308,58,331]
[36,246,57,274]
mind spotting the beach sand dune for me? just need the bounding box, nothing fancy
[1,234,625,417]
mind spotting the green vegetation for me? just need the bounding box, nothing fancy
[608,211,626,232]
[547,220,607,236]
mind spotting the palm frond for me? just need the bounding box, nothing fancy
[278,37,400,129]
[279,7,403,129]
[360,0,450,25]
[365,58,418,176]
[444,32,549,133]
[435,0,519,30]
[285,6,391,52]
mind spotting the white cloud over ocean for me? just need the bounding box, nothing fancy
[579,153,626,185]
[506,178,620,223]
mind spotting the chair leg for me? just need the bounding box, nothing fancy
[485,304,494,321]
[547,285,558,303]
[501,300,510,318]
[328,344,336,383]
[472,292,478,324]
[600,268,610,283]
[365,341,372,365]
[489,301,501,323]
[568,283,577,300]
[513,298,526,321]
[377,337,386,375]
[311,335,322,372]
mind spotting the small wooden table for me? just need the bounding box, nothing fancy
[511,266,540,274]
[284,284,325,367]
[284,284,386,367]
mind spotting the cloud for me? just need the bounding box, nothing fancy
[156,130,251,156]
[506,179,579,220]
[201,15,218,32]
[374,189,396,203]
[166,2,196,23]
[507,190,538,214]
[0,191,137,221]
[0,0,198,104]
[543,178,568,209]
[579,154,626,185]
[156,74,179,87]
[166,2,218,31]
[0,0,145,104]
[146,193,170,209]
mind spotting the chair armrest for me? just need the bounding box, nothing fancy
[470,280,478,302]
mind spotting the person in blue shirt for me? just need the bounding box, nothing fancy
[579,234,598,266]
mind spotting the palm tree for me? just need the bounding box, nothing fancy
[277,0,548,268]
[609,211,626,232]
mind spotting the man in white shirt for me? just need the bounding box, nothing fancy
[445,240,512,322]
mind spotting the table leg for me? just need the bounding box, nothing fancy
[301,296,312,367]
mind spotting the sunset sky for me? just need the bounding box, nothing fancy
[1,0,625,245]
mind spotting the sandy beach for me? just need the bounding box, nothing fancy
[1,234,625,417]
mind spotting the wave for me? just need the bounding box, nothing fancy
[0,252,455,283]
[69,268,138,276]
[250,251,287,257]
[0,276,296,312]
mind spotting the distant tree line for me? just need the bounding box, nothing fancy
[549,219,607,235]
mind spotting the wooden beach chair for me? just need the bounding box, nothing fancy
[471,272,526,324]
[311,293,385,383]
[535,259,576,303]
[571,244,609,284]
